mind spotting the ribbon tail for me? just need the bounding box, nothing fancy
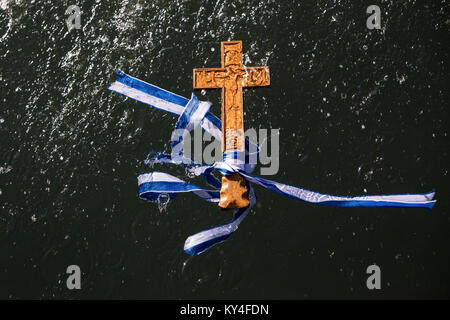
[241,173,436,209]
[138,172,219,203]
[184,186,256,255]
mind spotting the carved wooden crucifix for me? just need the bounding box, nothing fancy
[193,40,270,209]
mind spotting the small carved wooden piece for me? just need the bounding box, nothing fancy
[193,41,270,209]
[220,172,249,209]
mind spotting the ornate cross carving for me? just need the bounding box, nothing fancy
[193,41,270,209]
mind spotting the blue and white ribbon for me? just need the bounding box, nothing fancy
[108,70,437,256]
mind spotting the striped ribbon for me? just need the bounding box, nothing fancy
[108,70,436,256]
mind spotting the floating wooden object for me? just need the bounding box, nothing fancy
[193,40,270,209]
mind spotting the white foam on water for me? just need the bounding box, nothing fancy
[0,0,11,10]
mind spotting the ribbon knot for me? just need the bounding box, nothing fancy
[216,151,247,175]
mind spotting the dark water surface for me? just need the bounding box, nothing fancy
[0,0,448,299]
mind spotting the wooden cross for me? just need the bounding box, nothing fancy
[193,40,270,209]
